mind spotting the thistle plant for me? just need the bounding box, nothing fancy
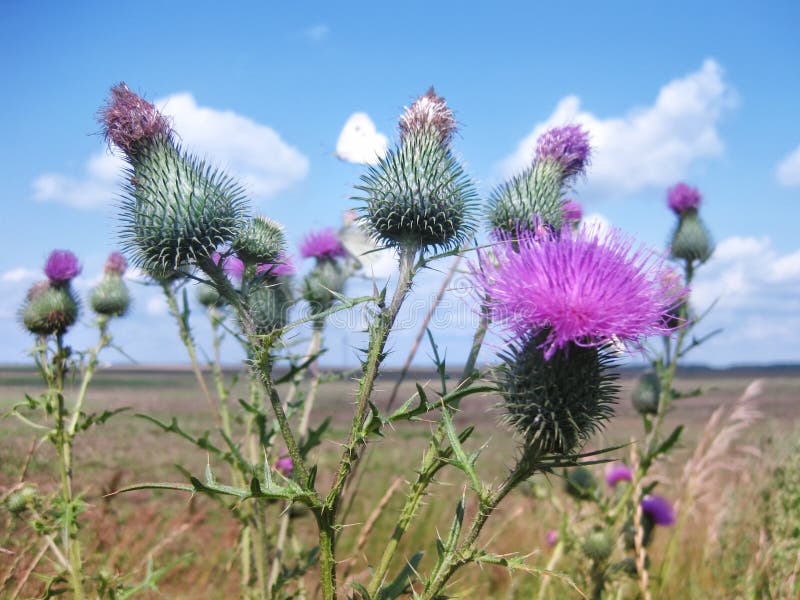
[87,82,719,600]
[534,182,717,599]
[5,250,131,598]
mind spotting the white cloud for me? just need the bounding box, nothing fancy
[688,236,800,363]
[496,59,735,196]
[0,268,38,283]
[776,144,800,187]
[145,295,168,317]
[33,93,309,209]
[335,112,388,165]
[304,24,329,42]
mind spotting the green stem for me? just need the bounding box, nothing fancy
[422,458,532,598]
[536,540,564,600]
[365,306,490,592]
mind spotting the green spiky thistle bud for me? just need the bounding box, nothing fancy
[21,283,79,336]
[670,210,713,264]
[355,88,477,252]
[99,84,248,274]
[90,275,130,317]
[232,216,286,265]
[196,282,223,307]
[487,125,590,235]
[497,333,618,455]
[565,467,599,500]
[5,485,37,515]
[631,371,661,416]
[246,278,293,335]
[582,529,614,562]
[303,260,348,312]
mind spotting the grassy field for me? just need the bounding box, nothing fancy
[2,366,798,598]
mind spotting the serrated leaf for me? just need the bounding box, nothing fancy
[379,551,424,600]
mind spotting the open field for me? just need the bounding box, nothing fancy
[2,366,799,598]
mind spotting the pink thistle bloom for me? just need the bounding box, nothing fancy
[667,183,702,215]
[300,229,348,261]
[545,529,559,547]
[535,125,591,178]
[605,463,633,487]
[211,251,245,280]
[641,494,675,526]
[98,82,172,155]
[472,227,687,360]
[562,199,583,222]
[44,250,82,284]
[399,87,458,146]
[104,252,127,275]
[275,456,294,478]
[256,253,295,277]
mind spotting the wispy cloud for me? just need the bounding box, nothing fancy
[33,93,309,209]
[776,144,800,187]
[496,59,736,197]
[304,24,330,42]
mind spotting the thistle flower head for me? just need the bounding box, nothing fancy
[670,212,714,264]
[99,83,172,155]
[473,227,687,359]
[497,332,618,455]
[211,252,245,280]
[562,199,583,222]
[667,182,701,215]
[300,228,348,261]
[641,494,675,526]
[545,530,559,548]
[21,285,79,335]
[582,529,614,562]
[303,259,348,312]
[535,125,591,179]
[26,280,51,301]
[90,275,130,317]
[256,253,295,278]
[275,456,294,478]
[565,466,599,500]
[605,463,633,487]
[104,252,127,275]
[44,250,81,284]
[233,216,286,265]
[399,87,457,146]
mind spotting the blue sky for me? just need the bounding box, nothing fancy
[1,1,798,367]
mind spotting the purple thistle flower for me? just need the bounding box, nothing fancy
[472,227,687,360]
[399,87,458,146]
[641,494,676,526]
[256,253,295,277]
[211,251,245,280]
[535,125,591,178]
[605,463,633,487]
[562,199,583,222]
[98,82,172,155]
[44,250,82,284]
[104,252,127,275]
[667,182,702,215]
[300,228,348,261]
[545,529,559,548]
[275,455,294,478]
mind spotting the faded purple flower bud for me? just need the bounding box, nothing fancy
[104,252,127,275]
[667,183,702,215]
[605,463,633,487]
[98,83,172,155]
[44,250,81,284]
[275,455,294,478]
[562,199,583,222]
[545,529,559,548]
[641,494,675,526]
[399,87,458,146]
[256,253,295,277]
[300,228,348,261]
[535,125,591,178]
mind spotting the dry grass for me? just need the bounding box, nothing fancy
[1,367,799,598]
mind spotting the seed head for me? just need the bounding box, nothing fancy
[399,87,457,146]
[98,83,172,156]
